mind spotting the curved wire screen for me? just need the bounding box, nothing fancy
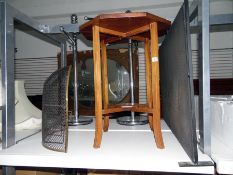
[42,66,71,152]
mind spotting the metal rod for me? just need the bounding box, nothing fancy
[60,26,74,44]
[128,39,135,121]
[117,39,148,126]
[67,14,92,125]
[189,0,198,22]
[84,16,94,21]
[68,32,92,125]
[60,42,67,68]
[60,29,92,125]
[198,0,211,155]
[73,33,79,122]
[129,39,134,101]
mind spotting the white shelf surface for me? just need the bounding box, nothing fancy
[0,119,214,174]
[211,135,233,174]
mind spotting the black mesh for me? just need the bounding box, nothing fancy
[42,66,71,152]
[159,1,197,163]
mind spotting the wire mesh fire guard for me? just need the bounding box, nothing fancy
[42,66,71,152]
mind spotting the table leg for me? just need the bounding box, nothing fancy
[144,38,153,130]
[150,22,164,149]
[93,25,103,148]
[101,40,109,132]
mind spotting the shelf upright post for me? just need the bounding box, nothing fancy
[2,166,15,175]
[0,0,15,149]
[198,0,211,155]
[1,1,16,174]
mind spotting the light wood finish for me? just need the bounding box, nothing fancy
[99,27,125,38]
[102,103,154,115]
[93,25,103,148]
[105,35,146,44]
[15,170,60,175]
[126,25,150,37]
[80,12,170,149]
[150,22,164,148]
[129,36,146,42]
[80,12,171,43]
[101,40,109,132]
[144,38,153,130]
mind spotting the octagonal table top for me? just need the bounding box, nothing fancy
[80,12,171,43]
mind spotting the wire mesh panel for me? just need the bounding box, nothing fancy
[42,66,71,152]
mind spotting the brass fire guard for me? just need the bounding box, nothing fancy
[42,66,71,152]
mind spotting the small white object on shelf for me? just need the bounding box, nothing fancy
[0,80,42,132]
[211,96,233,174]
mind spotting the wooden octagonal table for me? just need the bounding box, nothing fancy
[80,12,171,148]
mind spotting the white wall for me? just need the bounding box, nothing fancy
[15,30,59,58]
[10,0,232,58]
[9,0,183,58]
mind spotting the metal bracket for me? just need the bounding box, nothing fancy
[189,0,198,22]
[84,16,94,21]
[38,24,50,33]
[179,161,214,167]
[46,23,79,34]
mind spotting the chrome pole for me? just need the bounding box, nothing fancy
[60,42,67,68]
[72,33,79,123]
[117,39,148,125]
[68,14,92,125]
[128,39,135,122]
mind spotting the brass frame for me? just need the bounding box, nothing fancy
[65,66,72,152]
[42,66,71,152]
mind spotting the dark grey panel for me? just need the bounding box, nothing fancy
[159,1,198,163]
